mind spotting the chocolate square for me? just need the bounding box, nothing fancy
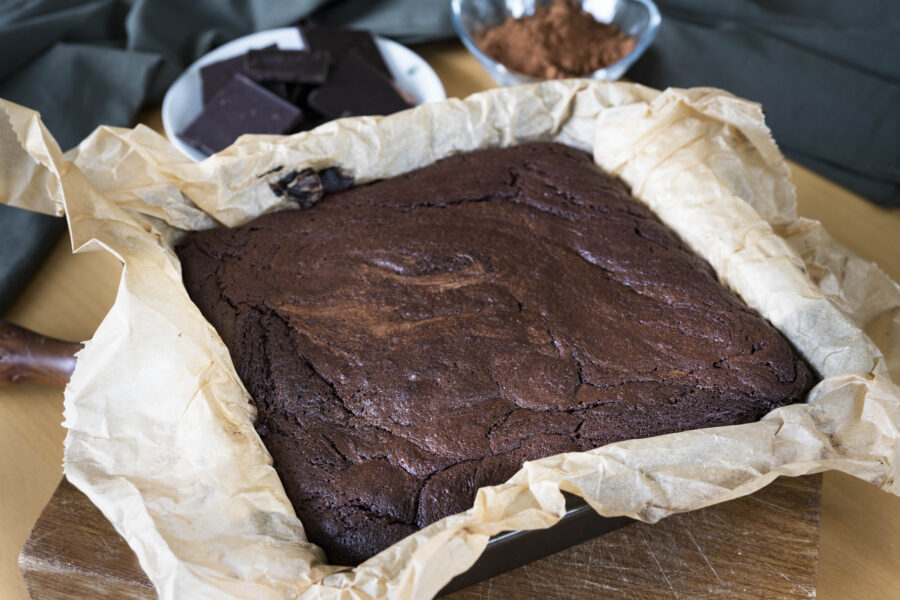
[180,74,302,155]
[299,25,391,78]
[245,48,330,84]
[307,51,413,120]
[200,44,277,105]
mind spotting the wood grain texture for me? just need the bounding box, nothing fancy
[448,475,821,600]
[2,41,900,600]
[0,236,122,600]
[19,480,154,600]
[818,472,900,600]
[19,476,820,600]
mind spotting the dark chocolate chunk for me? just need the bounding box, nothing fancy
[299,25,390,78]
[306,51,413,120]
[245,49,330,84]
[277,168,323,208]
[200,44,277,105]
[267,166,353,207]
[180,74,302,155]
[318,166,354,193]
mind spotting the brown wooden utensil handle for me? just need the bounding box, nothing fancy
[0,319,81,387]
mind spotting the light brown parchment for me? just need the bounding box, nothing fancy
[1,80,898,600]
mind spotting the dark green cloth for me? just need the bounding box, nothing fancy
[0,207,65,313]
[629,0,900,206]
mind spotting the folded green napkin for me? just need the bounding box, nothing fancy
[630,0,900,207]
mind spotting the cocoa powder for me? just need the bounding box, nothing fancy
[478,0,637,79]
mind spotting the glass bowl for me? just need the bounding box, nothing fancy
[451,0,661,86]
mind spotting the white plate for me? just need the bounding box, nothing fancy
[162,27,446,162]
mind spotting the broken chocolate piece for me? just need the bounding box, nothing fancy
[318,166,355,193]
[268,166,354,207]
[200,44,277,105]
[299,25,391,78]
[306,51,413,119]
[180,74,302,155]
[246,48,330,84]
[187,29,417,157]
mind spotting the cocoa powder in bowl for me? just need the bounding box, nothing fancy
[477,0,637,79]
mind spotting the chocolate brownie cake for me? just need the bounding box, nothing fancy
[176,142,816,565]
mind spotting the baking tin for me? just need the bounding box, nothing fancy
[439,494,633,595]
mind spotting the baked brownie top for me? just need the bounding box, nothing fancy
[176,142,816,565]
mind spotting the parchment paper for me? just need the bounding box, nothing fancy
[1,80,898,600]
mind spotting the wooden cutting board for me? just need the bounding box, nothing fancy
[20,474,821,599]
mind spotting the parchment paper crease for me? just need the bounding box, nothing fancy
[1,80,898,600]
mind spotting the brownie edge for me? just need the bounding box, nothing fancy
[176,142,816,565]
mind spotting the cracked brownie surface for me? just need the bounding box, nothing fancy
[176,142,816,565]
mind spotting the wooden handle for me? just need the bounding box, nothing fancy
[0,319,81,387]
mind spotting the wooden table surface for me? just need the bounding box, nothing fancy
[2,42,899,600]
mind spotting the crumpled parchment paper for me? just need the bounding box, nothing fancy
[1,80,898,600]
